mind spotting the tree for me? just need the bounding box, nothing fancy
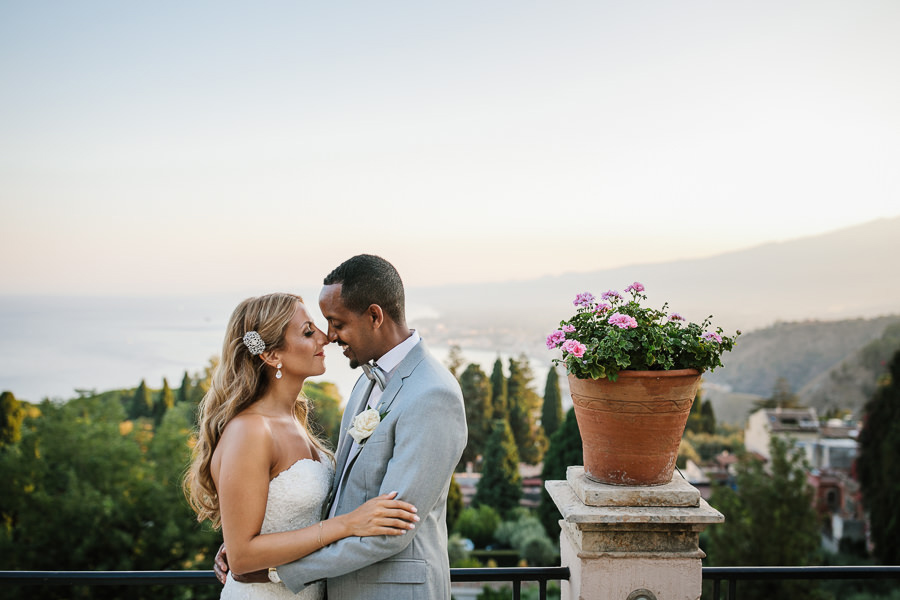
[474,419,522,517]
[303,381,343,449]
[541,366,563,439]
[700,397,716,434]
[177,370,192,404]
[857,348,900,565]
[447,474,463,533]
[459,363,493,467]
[445,345,465,379]
[153,378,175,425]
[686,388,704,434]
[507,355,547,465]
[455,504,501,548]
[0,391,26,448]
[705,436,822,600]
[490,358,508,419]
[129,379,153,419]
[538,408,583,538]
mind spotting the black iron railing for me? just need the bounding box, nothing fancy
[3,565,900,599]
[703,565,900,600]
[0,567,570,600]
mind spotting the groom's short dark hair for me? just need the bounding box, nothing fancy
[324,254,406,323]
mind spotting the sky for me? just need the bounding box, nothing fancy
[2,0,899,296]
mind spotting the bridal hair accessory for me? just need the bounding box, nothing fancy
[361,362,387,391]
[276,363,283,379]
[242,331,266,355]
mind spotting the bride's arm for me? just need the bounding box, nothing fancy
[213,415,417,576]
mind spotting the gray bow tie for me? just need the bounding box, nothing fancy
[361,362,387,391]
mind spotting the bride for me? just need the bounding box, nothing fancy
[185,293,418,599]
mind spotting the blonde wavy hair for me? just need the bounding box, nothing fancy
[184,293,333,528]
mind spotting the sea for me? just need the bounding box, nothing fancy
[0,294,556,406]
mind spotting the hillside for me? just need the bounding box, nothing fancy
[703,315,900,397]
[797,321,900,416]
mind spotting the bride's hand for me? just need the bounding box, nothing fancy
[339,491,419,537]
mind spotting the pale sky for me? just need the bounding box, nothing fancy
[2,0,899,295]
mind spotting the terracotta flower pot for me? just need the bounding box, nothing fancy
[568,369,701,486]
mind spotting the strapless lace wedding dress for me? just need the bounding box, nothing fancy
[221,456,333,600]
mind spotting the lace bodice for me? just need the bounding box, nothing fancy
[221,456,333,600]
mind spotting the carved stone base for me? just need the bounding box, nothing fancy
[546,468,724,600]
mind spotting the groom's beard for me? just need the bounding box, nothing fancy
[349,358,360,369]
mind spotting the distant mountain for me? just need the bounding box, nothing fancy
[703,315,900,396]
[797,320,900,416]
[411,216,900,354]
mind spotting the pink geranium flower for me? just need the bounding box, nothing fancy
[624,282,645,293]
[608,313,638,329]
[573,292,596,307]
[546,330,566,349]
[561,339,586,358]
[562,325,576,333]
[601,290,623,301]
[703,332,723,343]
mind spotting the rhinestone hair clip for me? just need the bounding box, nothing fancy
[243,331,266,355]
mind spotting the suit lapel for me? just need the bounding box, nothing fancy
[333,377,375,489]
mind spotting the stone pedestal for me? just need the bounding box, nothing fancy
[546,466,724,600]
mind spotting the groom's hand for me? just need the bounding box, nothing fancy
[213,543,269,584]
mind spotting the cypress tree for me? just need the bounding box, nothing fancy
[130,380,153,419]
[538,408,583,538]
[154,378,175,425]
[686,389,703,434]
[700,398,716,434]
[857,349,900,564]
[177,371,192,404]
[507,356,547,465]
[459,363,493,468]
[541,366,563,439]
[490,358,508,419]
[473,419,522,518]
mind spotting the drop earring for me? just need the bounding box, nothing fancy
[276,363,283,379]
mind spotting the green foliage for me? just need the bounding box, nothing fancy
[686,387,716,434]
[0,390,26,447]
[445,344,465,379]
[477,583,561,600]
[474,419,522,517]
[495,508,557,566]
[705,436,822,600]
[129,379,154,419]
[541,366,563,439]
[455,504,501,548]
[507,355,547,465]
[447,474,463,533]
[448,532,480,567]
[682,430,743,462]
[154,378,175,425]
[538,408,582,538]
[302,381,342,449]
[459,363,493,467]
[857,349,900,565]
[551,285,738,381]
[177,371,192,405]
[490,358,508,418]
[0,393,220,600]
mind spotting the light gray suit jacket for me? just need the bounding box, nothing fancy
[279,340,467,600]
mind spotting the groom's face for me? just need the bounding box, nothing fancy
[318,283,378,369]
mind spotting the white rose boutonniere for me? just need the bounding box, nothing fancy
[348,408,389,445]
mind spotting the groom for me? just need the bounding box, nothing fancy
[216,254,467,599]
